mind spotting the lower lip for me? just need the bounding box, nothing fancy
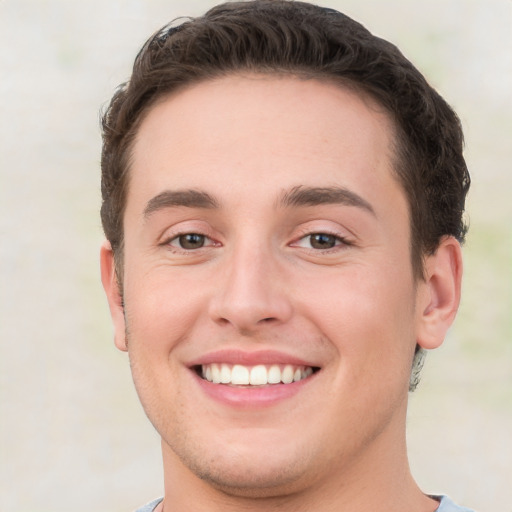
[192,371,316,408]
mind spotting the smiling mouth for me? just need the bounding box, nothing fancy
[196,363,319,386]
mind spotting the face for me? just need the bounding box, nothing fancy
[103,75,440,497]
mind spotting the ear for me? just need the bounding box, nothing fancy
[416,236,463,350]
[100,240,128,352]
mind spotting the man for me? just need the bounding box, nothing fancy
[99,2,473,511]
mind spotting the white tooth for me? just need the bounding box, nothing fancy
[231,365,250,385]
[204,365,212,382]
[282,365,294,384]
[211,363,221,384]
[220,364,231,384]
[305,367,313,377]
[293,368,302,382]
[268,365,281,384]
[250,365,268,385]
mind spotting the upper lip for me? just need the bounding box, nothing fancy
[187,349,320,368]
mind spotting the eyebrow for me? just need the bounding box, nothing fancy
[143,185,375,219]
[143,189,219,218]
[279,185,376,215]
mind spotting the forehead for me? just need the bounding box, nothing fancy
[128,74,403,215]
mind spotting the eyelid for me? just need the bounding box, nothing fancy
[289,225,354,251]
[158,221,221,251]
[166,232,217,249]
[293,232,349,248]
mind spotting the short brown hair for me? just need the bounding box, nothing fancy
[101,0,470,279]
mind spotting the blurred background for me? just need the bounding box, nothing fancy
[0,0,510,511]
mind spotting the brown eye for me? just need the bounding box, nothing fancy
[177,233,206,249]
[309,233,338,249]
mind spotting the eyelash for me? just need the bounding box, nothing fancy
[162,230,351,254]
[292,231,352,252]
[163,232,218,252]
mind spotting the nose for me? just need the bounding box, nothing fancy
[208,243,293,334]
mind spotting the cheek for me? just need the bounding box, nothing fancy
[123,272,201,431]
[296,265,417,374]
[124,268,208,349]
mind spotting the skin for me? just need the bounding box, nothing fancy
[101,75,462,512]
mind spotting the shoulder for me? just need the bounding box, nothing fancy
[434,495,476,512]
[134,497,163,512]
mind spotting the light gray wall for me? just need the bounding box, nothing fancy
[1,1,510,510]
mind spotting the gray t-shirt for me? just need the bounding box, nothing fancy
[134,497,162,512]
[434,495,476,511]
[134,495,475,511]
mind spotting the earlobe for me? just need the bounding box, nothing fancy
[100,240,128,352]
[416,236,463,350]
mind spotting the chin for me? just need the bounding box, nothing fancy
[168,435,315,498]
[192,459,309,498]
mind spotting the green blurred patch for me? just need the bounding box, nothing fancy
[457,219,512,357]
